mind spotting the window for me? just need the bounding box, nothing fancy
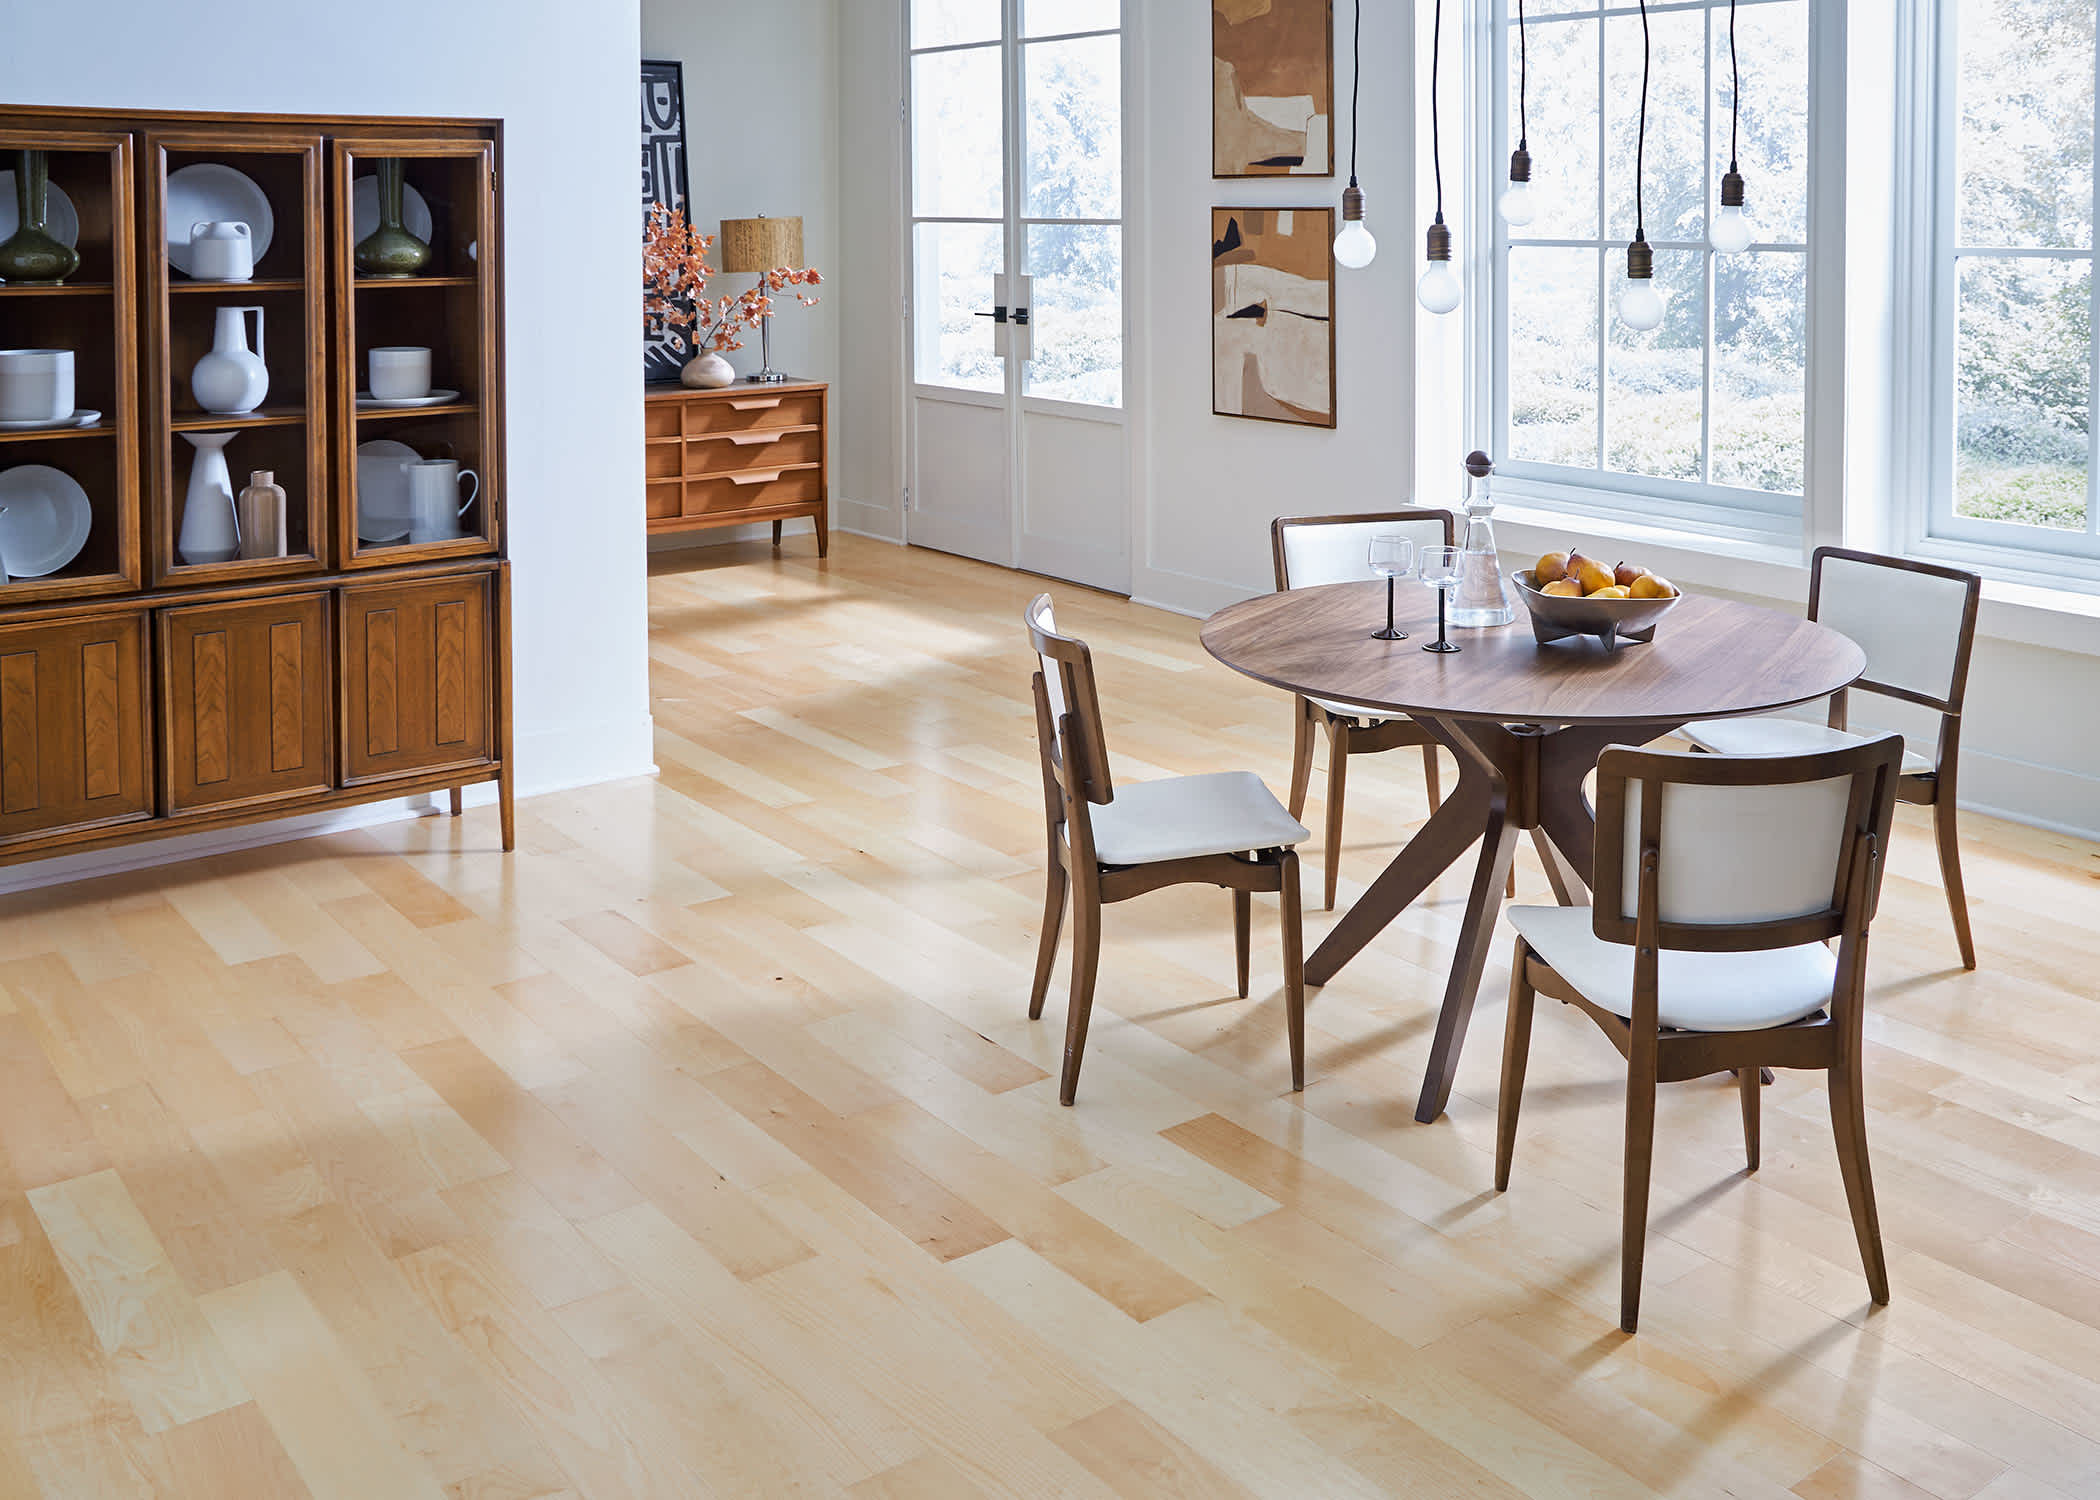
[1487,0,1810,535]
[1926,0,2098,570]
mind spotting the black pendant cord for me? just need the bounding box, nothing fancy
[1431,0,1445,222]
[1635,0,1649,242]
[1516,0,1529,151]
[1727,0,1740,173]
[1349,0,1362,184]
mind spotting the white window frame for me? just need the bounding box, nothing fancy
[1899,0,2100,585]
[1474,0,1819,546]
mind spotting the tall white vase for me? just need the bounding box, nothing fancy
[179,431,240,564]
[190,304,268,415]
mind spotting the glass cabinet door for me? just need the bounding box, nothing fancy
[331,137,498,567]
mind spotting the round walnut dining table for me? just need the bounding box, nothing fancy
[1201,581,1866,1122]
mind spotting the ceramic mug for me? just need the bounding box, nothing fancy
[369,345,432,401]
[188,221,254,281]
[0,349,74,424]
[404,459,478,542]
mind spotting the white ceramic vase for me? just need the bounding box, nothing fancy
[179,431,240,564]
[681,350,734,389]
[190,304,269,414]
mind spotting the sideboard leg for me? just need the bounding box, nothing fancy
[815,508,830,559]
[772,520,783,546]
[498,769,516,852]
[449,787,463,818]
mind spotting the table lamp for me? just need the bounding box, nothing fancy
[719,214,804,384]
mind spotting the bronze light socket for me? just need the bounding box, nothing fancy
[1720,168,1746,209]
[1425,219,1453,263]
[1625,236,1654,280]
[1508,144,1532,184]
[1341,179,1366,223]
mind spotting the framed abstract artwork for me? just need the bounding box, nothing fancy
[1213,207,1335,428]
[1213,0,1334,177]
[641,57,693,382]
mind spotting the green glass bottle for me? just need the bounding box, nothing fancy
[0,151,82,285]
[354,157,431,279]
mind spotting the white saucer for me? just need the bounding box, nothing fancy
[356,389,460,410]
[0,409,101,432]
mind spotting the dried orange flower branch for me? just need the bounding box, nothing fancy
[644,201,823,358]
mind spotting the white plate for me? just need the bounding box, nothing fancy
[0,464,93,578]
[356,388,460,410]
[356,438,421,543]
[351,176,434,246]
[0,172,80,253]
[0,409,100,432]
[166,163,276,276]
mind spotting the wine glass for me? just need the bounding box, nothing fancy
[1419,545,1463,653]
[1367,534,1414,640]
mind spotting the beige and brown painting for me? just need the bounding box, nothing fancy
[1213,207,1334,428]
[1214,0,1333,176]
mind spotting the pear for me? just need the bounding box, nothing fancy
[1614,561,1648,588]
[1541,578,1584,597]
[1568,552,1616,595]
[1589,584,1632,600]
[1630,572,1678,599]
[1534,551,1571,586]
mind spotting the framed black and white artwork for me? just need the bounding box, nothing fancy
[642,57,693,382]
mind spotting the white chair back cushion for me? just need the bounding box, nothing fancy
[1280,515,1450,589]
[1621,775,1853,925]
[1815,555,1970,704]
[1032,598,1068,719]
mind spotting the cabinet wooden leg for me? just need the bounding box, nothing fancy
[499,768,516,852]
[772,520,783,546]
[815,509,830,559]
[449,787,463,818]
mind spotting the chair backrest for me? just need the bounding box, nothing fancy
[1024,593,1114,810]
[1590,735,1903,956]
[1808,547,1980,714]
[1272,509,1459,591]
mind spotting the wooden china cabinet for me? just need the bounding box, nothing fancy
[0,106,511,870]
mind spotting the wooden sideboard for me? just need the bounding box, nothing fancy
[645,378,828,556]
[0,105,512,870]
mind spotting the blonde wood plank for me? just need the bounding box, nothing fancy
[155,1400,315,1500]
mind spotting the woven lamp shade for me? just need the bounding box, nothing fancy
[719,215,804,273]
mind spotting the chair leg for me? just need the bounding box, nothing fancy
[1323,721,1350,911]
[1059,888,1102,1106]
[1288,700,1317,821]
[1279,850,1306,1091]
[1932,792,1977,970]
[1495,942,1537,1192]
[1621,1055,1659,1333]
[1233,888,1251,999]
[1029,856,1068,1021]
[1829,1062,1891,1304]
[1738,1067,1761,1172]
[1420,742,1441,809]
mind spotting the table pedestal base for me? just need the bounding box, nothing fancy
[1305,716,1668,1122]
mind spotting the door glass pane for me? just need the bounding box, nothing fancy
[912,0,1000,48]
[1511,17,1600,241]
[1954,255,2091,530]
[1026,223,1121,404]
[1714,0,1809,245]
[1604,7,1704,243]
[1958,0,2095,249]
[1605,248,1703,480]
[1024,0,1118,35]
[912,47,1003,218]
[1508,246,1599,468]
[1711,251,1806,493]
[913,222,1006,391]
[1024,35,1121,219]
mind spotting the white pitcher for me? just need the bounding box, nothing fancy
[188,220,253,281]
[405,459,478,543]
[190,304,268,414]
[178,431,240,564]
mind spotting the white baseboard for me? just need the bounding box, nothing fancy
[1129,561,1259,620]
[836,495,903,542]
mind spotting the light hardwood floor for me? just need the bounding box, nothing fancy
[0,534,2096,1499]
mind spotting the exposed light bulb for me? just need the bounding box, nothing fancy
[1417,262,1463,315]
[1334,220,1377,270]
[1498,181,1536,227]
[1710,204,1754,254]
[1617,277,1665,331]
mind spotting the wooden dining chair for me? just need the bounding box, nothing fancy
[1026,594,1310,1105]
[1495,734,1904,1333]
[1272,509,1460,910]
[1679,547,1982,968]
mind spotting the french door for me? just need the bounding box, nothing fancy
[905,0,1129,592]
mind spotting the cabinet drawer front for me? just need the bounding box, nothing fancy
[0,612,152,845]
[645,440,684,480]
[160,593,334,815]
[340,574,494,785]
[683,467,822,516]
[685,427,823,476]
[682,389,824,436]
[644,400,683,439]
[646,481,682,520]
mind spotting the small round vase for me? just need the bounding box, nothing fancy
[0,151,81,285]
[681,351,735,389]
[354,157,431,279]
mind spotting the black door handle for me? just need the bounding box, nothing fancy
[974,306,1008,323]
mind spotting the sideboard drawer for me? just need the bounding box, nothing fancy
[0,612,153,846]
[685,427,823,476]
[644,400,683,439]
[684,467,821,516]
[682,388,824,436]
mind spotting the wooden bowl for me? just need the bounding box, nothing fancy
[1513,569,1681,646]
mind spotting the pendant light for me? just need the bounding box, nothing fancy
[1334,0,1377,268]
[1499,0,1537,226]
[1710,0,1757,252]
[1616,0,1665,331]
[1417,0,1463,314]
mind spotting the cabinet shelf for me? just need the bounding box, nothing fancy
[354,400,477,421]
[167,277,306,294]
[355,275,478,289]
[0,281,115,297]
[169,406,308,431]
[0,422,113,445]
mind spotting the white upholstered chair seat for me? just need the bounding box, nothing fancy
[1508,904,1836,1032]
[1682,716,1932,778]
[1078,772,1309,866]
[1308,694,1399,723]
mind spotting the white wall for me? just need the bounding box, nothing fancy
[0,0,655,888]
[642,0,845,551]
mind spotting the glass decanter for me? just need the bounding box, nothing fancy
[1451,449,1516,628]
